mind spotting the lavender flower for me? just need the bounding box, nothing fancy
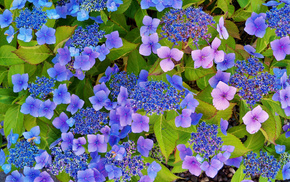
[12,73,29,93]
[105,31,123,49]
[137,136,153,157]
[131,113,149,133]
[35,25,56,45]
[175,109,192,128]
[271,36,290,61]
[53,112,70,133]
[211,37,225,63]
[34,171,53,182]
[23,126,41,144]
[5,170,24,182]
[191,46,214,69]
[73,137,86,155]
[211,81,236,110]
[87,134,107,153]
[139,33,161,56]
[67,94,84,114]
[157,46,183,72]
[217,17,229,39]
[244,12,267,38]
[0,10,13,28]
[140,15,160,36]
[182,156,202,176]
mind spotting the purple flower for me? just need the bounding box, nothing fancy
[140,15,160,36]
[57,46,71,66]
[5,170,24,182]
[111,145,126,161]
[93,83,110,96]
[211,37,224,63]
[23,167,40,182]
[271,36,290,61]
[100,126,110,143]
[280,86,290,108]
[208,70,231,88]
[7,129,18,149]
[34,171,53,182]
[211,81,236,110]
[67,94,84,114]
[38,99,56,119]
[92,168,105,182]
[47,63,68,81]
[175,109,192,128]
[244,12,267,38]
[182,156,202,176]
[220,119,228,135]
[17,28,33,42]
[117,86,128,106]
[53,84,71,105]
[74,55,91,71]
[147,161,161,180]
[191,46,214,69]
[87,134,107,153]
[78,169,95,182]
[83,47,99,67]
[216,53,235,71]
[200,159,223,178]
[139,33,161,56]
[137,136,153,157]
[35,151,50,169]
[190,112,202,125]
[157,46,183,72]
[139,175,153,182]
[224,156,242,168]
[12,73,29,93]
[180,93,199,112]
[131,113,149,133]
[283,162,290,180]
[105,31,123,49]
[166,74,184,90]
[89,91,109,111]
[138,70,148,87]
[105,165,122,180]
[0,149,5,166]
[0,10,13,28]
[177,144,193,160]
[244,45,264,58]
[23,126,41,144]
[73,137,86,155]
[4,26,15,43]
[61,132,74,151]
[53,112,70,133]
[95,44,110,61]
[275,144,286,154]
[21,96,42,117]
[217,17,229,39]
[116,106,132,126]
[36,25,56,45]
[242,105,269,134]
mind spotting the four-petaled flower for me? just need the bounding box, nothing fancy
[105,31,123,49]
[12,73,29,93]
[217,17,229,39]
[36,25,56,45]
[157,46,183,72]
[211,81,236,110]
[191,46,214,69]
[270,36,290,61]
[244,12,267,38]
[139,33,161,56]
[137,136,153,157]
[131,113,149,133]
[140,15,160,36]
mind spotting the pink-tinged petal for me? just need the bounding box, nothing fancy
[191,50,201,61]
[219,17,224,26]
[142,15,152,26]
[213,98,229,110]
[216,81,230,93]
[205,166,218,178]
[221,26,229,39]
[160,58,174,72]
[242,111,253,125]
[141,35,150,44]
[257,110,269,123]
[274,48,286,61]
[211,88,223,99]
[270,39,281,51]
[246,120,261,134]
[251,105,263,116]
[152,18,160,28]
[201,46,214,57]
[214,50,225,63]
[170,48,183,61]
[157,46,171,59]
[139,44,152,56]
[149,33,159,43]
[211,37,221,50]
[226,86,237,100]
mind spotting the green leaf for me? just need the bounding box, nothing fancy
[232,9,252,22]
[182,0,200,8]
[134,8,147,28]
[154,115,179,162]
[225,20,240,39]
[217,0,228,13]
[260,105,282,144]
[114,0,132,14]
[124,28,141,44]
[23,114,37,131]
[256,28,276,53]
[195,99,217,120]
[207,103,236,125]
[107,38,138,60]
[262,98,289,119]
[195,85,213,104]
[53,26,77,53]
[231,164,247,182]
[237,0,250,8]
[0,45,25,66]
[239,100,250,124]
[220,133,250,158]
[143,157,179,181]
[127,49,147,74]
[184,62,215,81]
[13,45,53,65]
[228,125,248,138]
[0,89,18,104]
[100,10,108,24]
[4,105,24,136]
[244,131,265,151]
[56,171,71,182]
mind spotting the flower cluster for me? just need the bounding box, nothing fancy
[243,151,281,180]
[28,76,56,99]
[160,7,215,45]
[141,0,182,12]
[15,8,48,30]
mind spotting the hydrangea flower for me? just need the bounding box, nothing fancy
[10,0,26,10]
[280,86,290,108]
[283,162,290,180]
[7,129,18,149]
[66,94,84,114]
[211,81,236,110]
[35,151,50,169]
[77,9,89,21]
[82,47,99,67]
[53,112,70,133]
[61,132,74,151]
[95,44,110,61]
[38,99,56,119]
[5,170,24,182]
[89,91,109,111]
[36,25,56,45]
[211,37,224,63]
[73,137,86,155]
[2,164,11,174]
[177,144,193,160]
[20,96,42,117]
[87,134,107,153]
[157,46,183,72]
[4,25,15,43]
[220,119,228,135]
[116,106,132,126]
[139,33,161,56]
[131,113,149,133]
[137,136,153,157]
[23,126,41,144]
[166,74,184,90]
[242,105,269,134]
[275,144,286,154]
[216,17,229,39]
[12,73,29,93]
[17,28,33,42]
[23,167,40,182]
[105,165,122,180]
[180,93,199,113]
[53,84,71,105]
[34,171,53,182]
[270,36,290,61]
[216,53,235,71]
[47,63,68,82]
[191,46,214,69]
[244,45,264,58]
[77,169,95,182]
[140,15,160,36]
[0,10,13,28]
[200,159,223,178]
[182,156,202,176]
[175,109,192,128]
[147,161,161,180]
[208,71,231,88]
[105,31,123,49]
[0,149,5,166]
[244,12,267,38]
[57,46,71,66]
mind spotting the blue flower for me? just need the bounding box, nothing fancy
[77,169,95,182]
[0,10,13,28]
[12,73,29,93]
[5,170,24,181]
[216,53,235,71]
[23,126,41,144]
[137,136,153,157]
[283,162,290,180]
[35,25,56,45]
[105,165,122,179]
[61,132,74,151]
[2,164,11,174]
[20,96,42,117]
[275,144,286,154]
[74,55,91,71]
[107,0,123,12]
[147,161,161,180]
[52,112,69,133]
[38,99,56,119]
[166,74,184,90]
[10,0,26,10]
[66,94,84,114]
[34,171,53,182]
[46,9,60,19]
[57,46,71,66]
[4,26,15,43]
[53,84,71,105]
[23,167,41,182]
[105,31,123,49]
[35,151,50,169]
[89,91,109,111]
[47,63,68,81]
[95,44,110,61]
[0,149,5,166]
[7,129,19,149]
[77,9,89,21]
[17,28,33,42]
[72,137,86,155]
